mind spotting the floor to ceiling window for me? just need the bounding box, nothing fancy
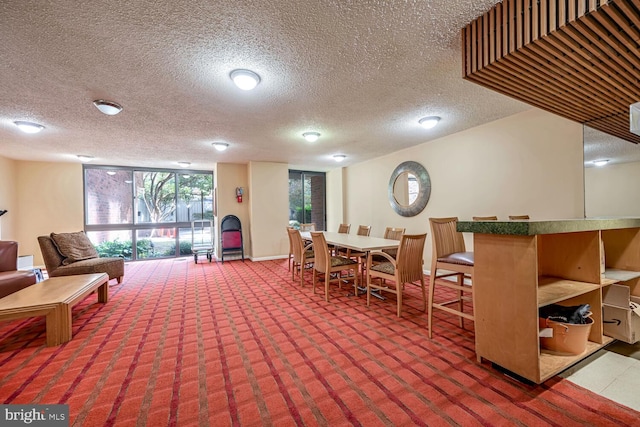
[288,170,326,231]
[84,166,213,260]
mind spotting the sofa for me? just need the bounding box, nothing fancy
[38,232,124,284]
[0,241,37,299]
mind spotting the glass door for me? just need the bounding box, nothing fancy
[289,170,326,231]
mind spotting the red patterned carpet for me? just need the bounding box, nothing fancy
[0,258,637,426]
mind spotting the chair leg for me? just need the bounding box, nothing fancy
[457,274,464,329]
[428,270,436,339]
[291,262,296,281]
[396,280,402,317]
[353,266,358,296]
[312,269,317,294]
[117,276,123,284]
[325,274,330,302]
[420,277,426,312]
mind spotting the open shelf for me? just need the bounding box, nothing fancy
[538,276,600,307]
[473,223,640,384]
[604,268,640,282]
[539,337,613,382]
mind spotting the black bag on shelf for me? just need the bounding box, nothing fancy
[539,303,591,324]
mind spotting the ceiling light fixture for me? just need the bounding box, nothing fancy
[333,154,346,162]
[303,132,321,142]
[14,121,45,134]
[93,100,123,115]
[107,171,117,176]
[593,159,609,167]
[77,155,94,162]
[230,69,261,90]
[212,142,229,151]
[178,161,191,168]
[418,116,441,129]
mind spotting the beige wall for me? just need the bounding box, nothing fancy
[0,108,586,269]
[325,168,344,233]
[342,109,585,271]
[585,161,640,217]
[248,162,289,260]
[0,156,18,241]
[215,163,250,258]
[15,161,84,265]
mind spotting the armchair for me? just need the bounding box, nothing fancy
[0,241,37,299]
[38,232,124,284]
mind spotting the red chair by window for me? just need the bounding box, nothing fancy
[220,215,244,263]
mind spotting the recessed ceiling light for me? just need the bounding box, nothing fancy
[303,132,321,142]
[418,116,441,129]
[178,161,191,168]
[77,155,94,162]
[333,154,346,162]
[124,180,133,184]
[230,69,261,90]
[212,142,229,151]
[593,159,609,166]
[107,171,117,176]
[93,100,123,115]
[14,121,45,134]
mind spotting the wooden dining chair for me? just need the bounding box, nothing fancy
[364,227,405,287]
[473,216,497,221]
[310,231,359,301]
[428,217,474,339]
[339,225,371,256]
[338,225,372,279]
[331,223,351,255]
[300,223,316,231]
[286,226,295,271]
[288,228,314,287]
[370,227,405,263]
[509,215,530,220]
[338,223,351,233]
[366,233,427,317]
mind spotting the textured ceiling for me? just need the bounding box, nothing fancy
[1,1,633,171]
[0,0,534,171]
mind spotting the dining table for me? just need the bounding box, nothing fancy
[300,231,401,298]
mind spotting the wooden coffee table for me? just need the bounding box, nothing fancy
[0,273,109,346]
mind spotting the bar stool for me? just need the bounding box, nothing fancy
[428,217,474,339]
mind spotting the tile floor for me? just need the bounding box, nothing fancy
[559,341,640,411]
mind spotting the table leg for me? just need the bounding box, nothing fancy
[97,282,109,303]
[46,304,72,347]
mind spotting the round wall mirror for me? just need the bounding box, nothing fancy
[388,161,431,217]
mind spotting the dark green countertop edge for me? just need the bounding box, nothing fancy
[457,217,640,236]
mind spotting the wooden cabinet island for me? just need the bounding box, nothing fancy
[457,218,640,384]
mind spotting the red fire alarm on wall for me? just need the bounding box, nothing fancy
[236,187,244,203]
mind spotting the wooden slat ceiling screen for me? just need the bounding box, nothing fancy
[462,0,640,144]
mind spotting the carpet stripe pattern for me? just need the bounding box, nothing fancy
[0,258,638,426]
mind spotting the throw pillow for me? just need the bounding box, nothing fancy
[50,231,99,265]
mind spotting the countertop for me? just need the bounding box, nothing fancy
[457,217,640,236]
